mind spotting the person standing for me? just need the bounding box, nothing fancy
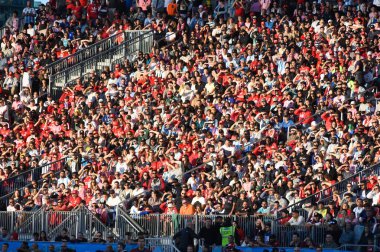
[173,222,198,252]
[219,218,238,247]
[22,1,36,28]
[5,11,19,34]
[198,218,219,250]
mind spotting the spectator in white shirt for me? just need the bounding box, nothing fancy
[57,171,70,187]
[286,210,305,226]
[191,189,205,206]
[115,157,127,174]
[366,185,380,206]
[106,190,121,208]
[352,198,365,218]
[6,199,16,211]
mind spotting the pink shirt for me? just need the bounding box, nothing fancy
[260,0,271,10]
[138,0,151,11]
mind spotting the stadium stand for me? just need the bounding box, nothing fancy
[1,0,380,251]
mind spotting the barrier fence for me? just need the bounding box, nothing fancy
[0,206,111,241]
[128,213,275,238]
[1,209,278,241]
[209,246,370,252]
[115,207,148,239]
[271,223,327,247]
[145,238,181,252]
[0,242,375,252]
[1,207,377,249]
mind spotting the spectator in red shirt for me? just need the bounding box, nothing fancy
[67,190,82,210]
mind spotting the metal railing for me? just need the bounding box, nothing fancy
[272,221,380,249]
[271,222,327,247]
[46,30,149,76]
[46,208,81,240]
[145,238,181,252]
[2,206,111,241]
[129,214,275,238]
[84,207,112,240]
[282,161,380,217]
[49,30,153,97]
[0,208,44,240]
[115,206,147,239]
[0,157,68,198]
[15,208,45,240]
[0,25,7,38]
[338,245,379,251]
[0,158,87,208]
[183,159,217,176]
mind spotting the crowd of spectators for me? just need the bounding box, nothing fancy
[0,0,154,179]
[1,0,380,249]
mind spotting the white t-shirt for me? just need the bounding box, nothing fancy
[107,196,121,207]
[191,196,205,205]
[22,72,31,88]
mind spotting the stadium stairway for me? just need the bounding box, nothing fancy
[47,30,153,99]
[280,161,380,219]
[115,206,148,238]
[0,157,69,208]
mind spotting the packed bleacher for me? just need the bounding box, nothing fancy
[1,0,380,250]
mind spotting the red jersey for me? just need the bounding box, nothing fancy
[87,3,99,19]
[68,196,81,209]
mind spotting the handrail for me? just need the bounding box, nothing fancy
[0,157,68,200]
[46,207,82,239]
[116,206,147,234]
[0,158,88,206]
[82,205,112,240]
[50,30,151,78]
[52,28,182,91]
[14,207,44,233]
[45,30,149,75]
[282,161,380,215]
[145,238,182,252]
[182,158,216,176]
[49,30,153,96]
[0,156,67,189]
[336,244,380,251]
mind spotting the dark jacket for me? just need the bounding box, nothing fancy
[173,227,198,252]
